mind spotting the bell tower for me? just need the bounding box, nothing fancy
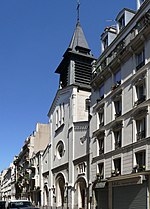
[55,2,95,91]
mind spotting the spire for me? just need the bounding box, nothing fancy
[66,0,91,55]
[68,22,90,52]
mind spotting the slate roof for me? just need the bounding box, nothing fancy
[68,21,91,53]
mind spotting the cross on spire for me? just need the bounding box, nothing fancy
[77,0,80,23]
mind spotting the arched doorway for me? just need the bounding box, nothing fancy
[43,184,49,206]
[55,173,65,208]
[76,177,87,209]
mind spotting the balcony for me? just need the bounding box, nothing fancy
[111,81,121,91]
[136,130,145,140]
[134,95,146,106]
[136,60,145,71]
[132,164,145,173]
[115,111,121,118]
[115,140,121,149]
[96,173,104,181]
[111,169,121,177]
[97,95,104,103]
[99,122,104,128]
[99,147,104,155]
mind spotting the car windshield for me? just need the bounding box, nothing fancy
[10,201,32,208]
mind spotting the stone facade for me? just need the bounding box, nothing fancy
[1,1,150,209]
[90,0,150,208]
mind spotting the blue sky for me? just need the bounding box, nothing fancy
[0,0,136,172]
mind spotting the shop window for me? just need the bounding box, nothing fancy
[97,163,104,179]
[112,158,121,176]
[136,117,146,140]
[136,49,145,71]
[135,151,145,172]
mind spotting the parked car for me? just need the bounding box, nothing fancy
[19,207,39,209]
[0,201,6,209]
[7,200,32,209]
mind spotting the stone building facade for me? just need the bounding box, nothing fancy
[90,0,150,208]
[46,21,95,209]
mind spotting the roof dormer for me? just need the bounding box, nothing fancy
[116,8,135,33]
[137,0,145,10]
[101,26,117,52]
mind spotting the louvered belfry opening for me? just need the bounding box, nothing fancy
[75,59,92,86]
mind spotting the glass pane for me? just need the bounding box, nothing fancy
[114,70,121,83]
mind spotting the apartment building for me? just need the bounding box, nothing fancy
[90,0,150,209]
[0,123,49,202]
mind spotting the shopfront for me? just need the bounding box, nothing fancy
[110,175,148,209]
[94,181,108,209]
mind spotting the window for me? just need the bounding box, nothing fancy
[113,92,122,118]
[98,106,104,127]
[103,36,108,50]
[85,98,90,111]
[136,49,145,70]
[136,117,146,140]
[135,151,145,172]
[97,163,104,179]
[62,103,65,123]
[114,129,122,149]
[56,141,65,159]
[97,132,105,155]
[78,162,86,174]
[56,110,59,128]
[99,84,104,100]
[118,14,125,30]
[98,111,104,126]
[59,104,62,125]
[97,137,104,155]
[55,103,65,129]
[114,70,121,84]
[112,158,121,176]
[112,70,121,90]
[114,98,122,118]
[135,82,146,105]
